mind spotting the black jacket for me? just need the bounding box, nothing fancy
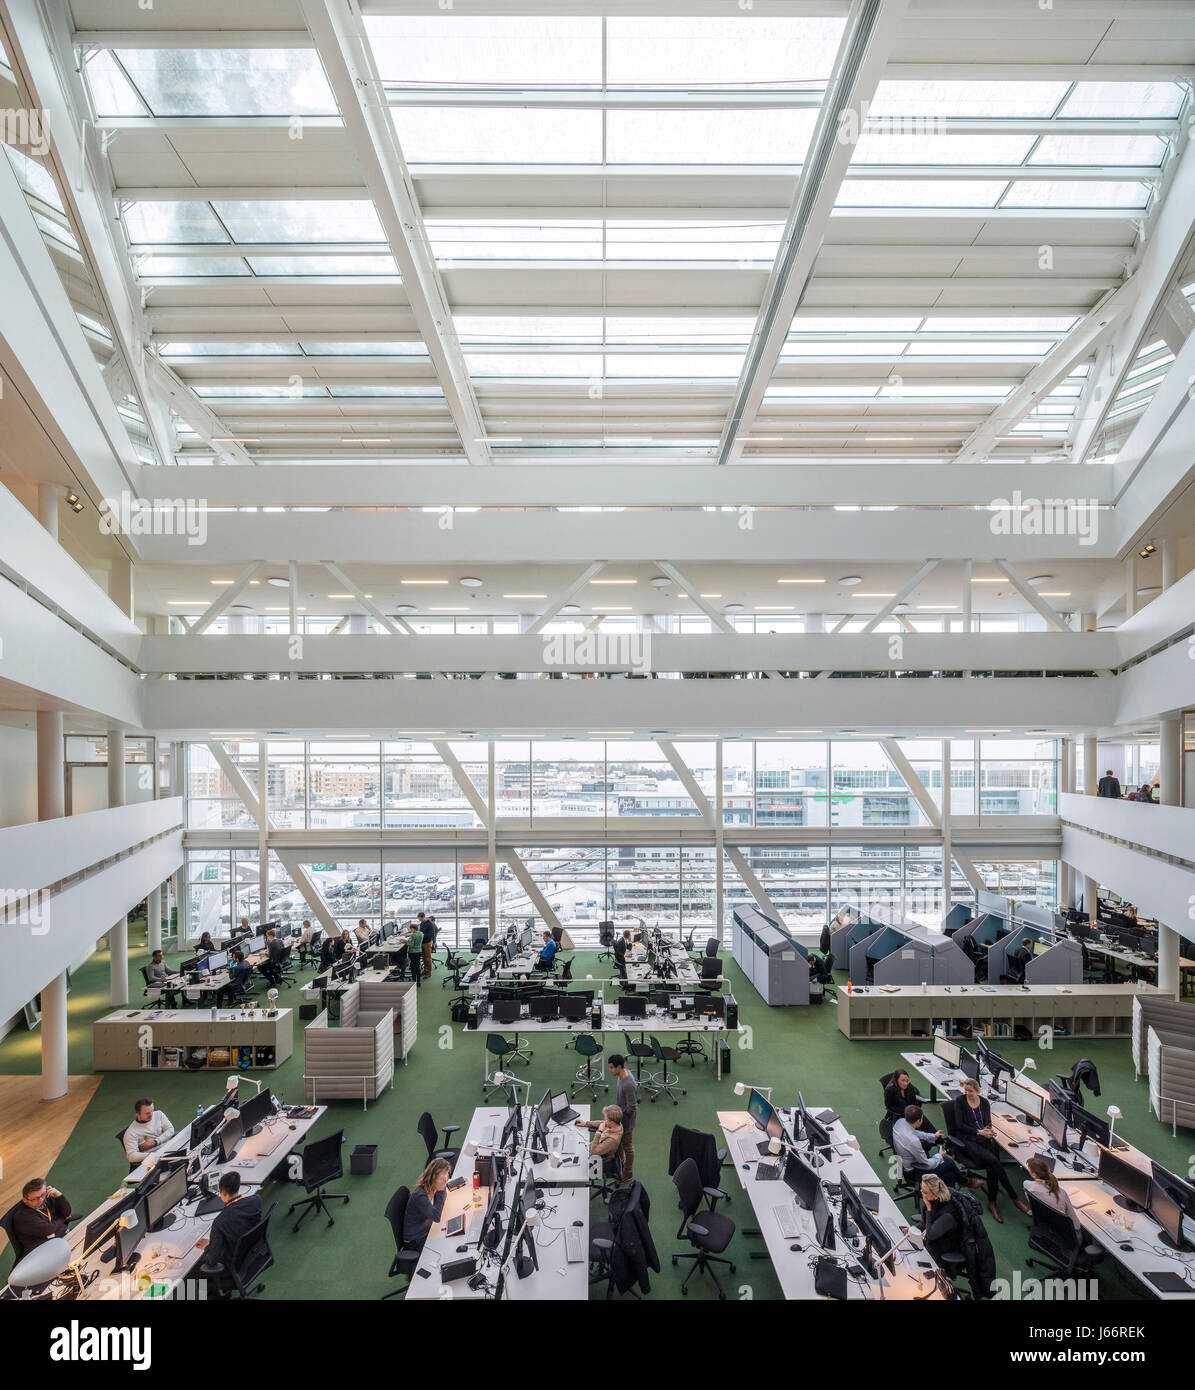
[922,1189,996,1297]
[1097,775,1121,798]
[604,1181,659,1295]
[884,1081,920,1117]
[9,1192,72,1256]
[668,1124,723,1190]
[944,1095,1001,1167]
[204,1192,263,1272]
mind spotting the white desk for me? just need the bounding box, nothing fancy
[902,1050,1195,1299]
[717,1108,944,1301]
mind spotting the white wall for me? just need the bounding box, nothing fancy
[0,722,37,828]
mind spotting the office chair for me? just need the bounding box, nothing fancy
[201,1202,276,1298]
[646,1036,685,1104]
[622,1031,657,1084]
[597,922,616,964]
[277,944,296,983]
[935,1250,976,1299]
[589,1147,624,1204]
[1055,1058,1101,1107]
[667,1124,731,1199]
[682,928,696,955]
[116,1126,140,1174]
[670,1157,736,1299]
[483,1036,518,1102]
[570,1033,608,1100]
[589,1177,647,1299]
[809,951,837,1001]
[382,1187,422,1299]
[878,1069,929,1120]
[440,946,469,989]
[703,938,720,959]
[298,930,323,969]
[288,1130,350,1233]
[558,956,574,981]
[140,965,178,1009]
[819,924,832,955]
[878,1117,929,1210]
[698,956,722,987]
[0,1204,30,1266]
[417,1111,461,1167]
[1025,1195,1105,1279]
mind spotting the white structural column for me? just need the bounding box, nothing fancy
[1083,737,1098,795]
[941,740,952,917]
[487,743,497,938]
[1059,739,1074,908]
[1162,539,1179,591]
[1158,924,1181,998]
[40,970,68,1102]
[108,728,128,1005]
[147,883,163,954]
[1125,553,1138,619]
[38,482,60,540]
[37,710,64,821]
[1159,715,1181,806]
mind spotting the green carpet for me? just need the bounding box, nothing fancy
[2,929,1184,1301]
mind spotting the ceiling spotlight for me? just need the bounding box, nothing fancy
[649,577,671,590]
[459,577,484,588]
[1138,541,1157,559]
[65,490,84,513]
[838,575,863,587]
[266,577,290,588]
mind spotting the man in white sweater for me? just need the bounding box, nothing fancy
[123,1097,175,1166]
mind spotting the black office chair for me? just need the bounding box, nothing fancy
[382,1187,422,1299]
[878,1116,929,1210]
[557,955,574,981]
[417,1111,461,1167]
[1055,1058,1101,1107]
[682,928,697,955]
[809,951,837,1001]
[818,924,832,955]
[703,938,719,959]
[622,1030,657,1083]
[698,956,722,987]
[667,1123,731,1200]
[288,1130,349,1232]
[116,1125,140,1173]
[589,1147,624,1204]
[589,1177,645,1299]
[441,946,470,989]
[201,1201,276,1298]
[597,922,616,964]
[1025,1194,1104,1279]
[140,965,178,1009]
[670,1157,736,1299]
[0,1203,30,1266]
[298,929,323,968]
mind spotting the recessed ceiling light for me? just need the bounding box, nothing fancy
[504,593,547,599]
[210,579,234,585]
[754,606,794,611]
[1039,591,1071,597]
[855,592,896,598]
[724,603,744,611]
[838,576,863,587]
[1027,575,1053,585]
[699,593,722,598]
[430,607,470,612]
[591,579,637,585]
[778,578,825,584]
[266,577,290,588]
[560,604,581,614]
[401,579,448,585]
[394,604,416,613]
[459,577,483,588]
[649,577,671,589]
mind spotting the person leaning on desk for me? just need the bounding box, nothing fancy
[402,1158,450,1248]
[576,1105,624,1158]
[197,1172,262,1293]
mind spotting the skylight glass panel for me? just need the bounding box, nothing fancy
[781,340,909,357]
[877,383,1012,398]
[851,132,1035,165]
[327,386,444,398]
[83,50,148,116]
[1028,134,1168,166]
[427,221,603,259]
[607,354,745,378]
[607,109,817,164]
[112,49,337,116]
[765,385,879,399]
[606,221,783,259]
[1002,181,1151,208]
[138,255,250,276]
[296,341,426,356]
[157,341,301,356]
[868,81,1069,118]
[919,316,1075,333]
[194,385,328,398]
[245,256,398,276]
[836,180,1007,207]
[1061,82,1186,118]
[3,146,63,209]
[905,339,1054,356]
[392,107,602,163]
[365,16,601,86]
[455,317,604,343]
[212,201,385,243]
[605,17,845,87]
[466,353,603,377]
[605,317,756,343]
[123,201,228,243]
[791,315,924,333]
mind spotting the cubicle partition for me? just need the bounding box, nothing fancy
[828,905,886,967]
[988,922,1081,984]
[731,905,812,1005]
[940,903,974,936]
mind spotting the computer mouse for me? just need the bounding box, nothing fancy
[789,1243,803,1253]
[1118,1242,1134,1252]
[456,1245,468,1253]
[572,1220,584,1227]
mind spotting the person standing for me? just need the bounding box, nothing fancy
[407,917,424,986]
[422,914,437,979]
[1097,769,1122,798]
[607,1055,638,1184]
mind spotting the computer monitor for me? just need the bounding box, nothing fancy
[837,1176,892,1281]
[797,1093,834,1166]
[115,1197,148,1271]
[1147,1181,1188,1251]
[478,1183,505,1253]
[218,1112,244,1164]
[179,957,198,976]
[1041,1101,1069,1153]
[1149,1161,1195,1221]
[536,1088,553,1133]
[618,994,647,1018]
[85,1192,139,1260]
[958,1050,980,1083]
[933,1034,961,1068]
[812,1182,835,1250]
[500,1104,522,1154]
[190,1101,225,1150]
[492,999,521,1024]
[195,957,211,979]
[529,994,559,1020]
[145,1163,188,1232]
[207,950,229,972]
[1070,1102,1110,1149]
[1003,1079,1043,1124]
[747,1087,783,1143]
[1044,1078,1072,1114]
[782,1150,820,1211]
[1097,1147,1150,1212]
[250,934,266,953]
[237,1087,273,1135]
[974,1036,1014,1084]
[558,994,587,1020]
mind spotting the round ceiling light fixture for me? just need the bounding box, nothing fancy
[1027,575,1053,586]
[838,575,863,587]
[266,577,290,588]
[560,603,581,614]
[459,577,484,589]
[394,604,416,613]
[649,576,671,589]
[724,602,745,612]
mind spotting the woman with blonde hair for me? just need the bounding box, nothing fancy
[402,1156,452,1248]
[1024,1155,1081,1230]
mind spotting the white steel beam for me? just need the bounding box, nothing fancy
[298,0,489,465]
[994,560,1069,632]
[191,562,264,635]
[526,562,606,635]
[880,738,941,829]
[717,0,911,465]
[860,559,939,633]
[321,562,418,636]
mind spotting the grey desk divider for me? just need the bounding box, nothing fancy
[931,938,974,985]
[1023,936,1083,985]
[829,904,884,967]
[989,922,1054,982]
[874,939,932,986]
[941,903,974,936]
[849,928,886,985]
[731,905,811,1005]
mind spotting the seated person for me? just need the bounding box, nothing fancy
[197,1171,263,1292]
[892,1106,969,1189]
[402,1158,450,1248]
[146,949,171,984]
[319,932,338,970]
[534,931,559,971]
[576,1105,623,1159]
[354,918,371,944]
[338,930,355,957]
[215,949,254,1006]
[944,1078,1029,1223]
[1023,1155,1081,1231]
[260,927,285,986]
[883,1068,923,1118]
[1005,937,1033,982]
[918,1173,996,1298]
[197,931,216,955]
[10,1178,72,1252]
[123,1097,175,1167]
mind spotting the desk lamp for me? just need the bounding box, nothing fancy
[226,1074,263,1096]
[733,1082,773,1101]
[875,1226,926,1300]
[1106,1104,1123,1147]
[492,1070,532,1101]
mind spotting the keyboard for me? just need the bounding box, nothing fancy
[735,1139,759,1165]
[772,1202,802,1241]
[564,1227,586,1263]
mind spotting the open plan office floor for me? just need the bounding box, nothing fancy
[2,927,1189,1302]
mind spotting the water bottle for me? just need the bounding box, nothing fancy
[196,1103,204,1120]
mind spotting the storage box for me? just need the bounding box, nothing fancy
[350,1144,379,1175]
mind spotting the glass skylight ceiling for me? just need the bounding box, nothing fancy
[73,11,1193,462]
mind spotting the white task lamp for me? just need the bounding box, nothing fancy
[733,1082,772,1101]
[1107,1104,1123,1147]
[492,1071,532,1102]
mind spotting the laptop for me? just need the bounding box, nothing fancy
[549,1091,580,1125]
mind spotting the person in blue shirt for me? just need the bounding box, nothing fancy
[402,1158,450,1248]
[535,931,559,970]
